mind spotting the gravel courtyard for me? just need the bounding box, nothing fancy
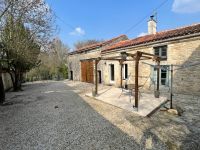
[0,81,199,150]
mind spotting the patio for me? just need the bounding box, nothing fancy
[86,86,168,116]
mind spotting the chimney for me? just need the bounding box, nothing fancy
[148,15,157,34]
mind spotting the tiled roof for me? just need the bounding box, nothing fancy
[69,35,127,54]
[102,23,200,53]
[101,34,128,46]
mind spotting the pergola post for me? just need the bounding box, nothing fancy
[119,60,123,88]
[134,51,141,109]
[154,60,160,98]
[94,59,98,95]
[87,51,160,109]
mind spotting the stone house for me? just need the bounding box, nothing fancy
[68,18,200,96]
[102,20,200,96]
[68,35,128,83]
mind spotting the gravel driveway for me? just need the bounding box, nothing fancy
[0,81,143,150]
[0,81,199,150]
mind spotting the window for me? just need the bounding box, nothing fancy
[152,65,169,86]
[110,64,115,81]
[123,64,128,79]
[161,68,167,85]
[154,45,167,60]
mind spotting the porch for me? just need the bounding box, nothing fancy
[86,86,168,116]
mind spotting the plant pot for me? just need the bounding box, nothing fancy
[154,90,160,98]
[92,90,96,97]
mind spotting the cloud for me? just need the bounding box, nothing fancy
[137,32,148,37]
[172,0,200,13]
[70,27,85,36]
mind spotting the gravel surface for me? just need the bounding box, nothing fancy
[0,81,199,150]
[66,80,200,150]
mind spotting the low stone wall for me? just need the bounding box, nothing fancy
[2,73,13,91]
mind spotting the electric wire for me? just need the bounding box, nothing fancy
[124,0,170,34]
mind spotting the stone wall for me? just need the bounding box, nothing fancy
[101,36,200,96]
[2,73,13,91]
[67,35,128,83]
[68,35,200,96]
[68,49,101,81]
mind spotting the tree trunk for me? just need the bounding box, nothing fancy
[13,71,21,91]
[0,73,5,104]
[9,72,15,88]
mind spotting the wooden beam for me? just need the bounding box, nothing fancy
[127,53,136,57]
[140,55,152,59]
[101,55,122,60]
[141,52,158,57]
[101,58,121,61]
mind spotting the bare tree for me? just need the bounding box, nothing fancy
[0,0,56,47]
[27,38,69,81]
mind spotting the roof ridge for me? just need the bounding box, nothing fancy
[102,22,200,53]
[76,42,102,51]
[156,23,200,35]
[102,34,127,45]
[74,34,127,52]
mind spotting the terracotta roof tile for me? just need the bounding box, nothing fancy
[69,35,127,55]
[102,23,200,53]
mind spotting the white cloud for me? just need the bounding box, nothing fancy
[172,0,200,13]
[70,27,85,36]
[137,32,148,37]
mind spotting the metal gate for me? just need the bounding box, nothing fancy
[81,60,94,83]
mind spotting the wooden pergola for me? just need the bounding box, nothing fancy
[86,51,160,109]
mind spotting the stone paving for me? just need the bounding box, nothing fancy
[0,80,199,150]
[65,80,200,150]
[85,87,167,116]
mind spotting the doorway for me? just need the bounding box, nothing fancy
[98,70,102,83]
[110,64,115,83]
[70,71,73,80]
[81,60,94,83]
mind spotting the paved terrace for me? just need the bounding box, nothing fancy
[0,80,199,149]
[85,86,167,116]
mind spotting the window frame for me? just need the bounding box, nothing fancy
[123,64,128,80]
[154,45,167,60]
[152,65,169,86]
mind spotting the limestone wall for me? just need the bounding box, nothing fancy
[68,49,101,81]
[68,35,200,95]
[101,36,200,96]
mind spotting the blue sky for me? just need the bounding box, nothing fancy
[46,0,200,49]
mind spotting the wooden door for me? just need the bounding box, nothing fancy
[81,60,94,83]
[81,61,87,82]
